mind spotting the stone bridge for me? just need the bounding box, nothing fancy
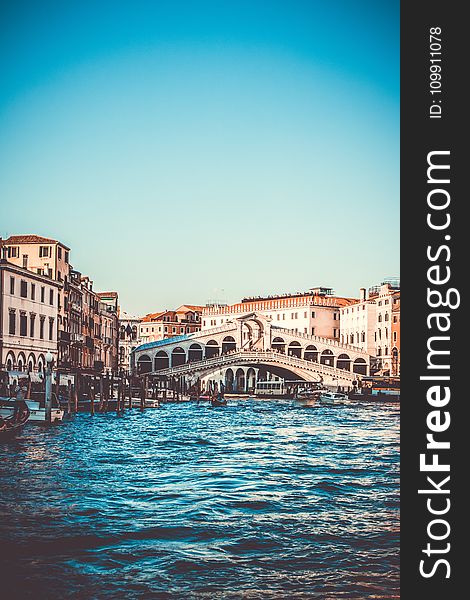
[131,312,370,387]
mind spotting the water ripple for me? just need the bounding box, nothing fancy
[0,399,399,599]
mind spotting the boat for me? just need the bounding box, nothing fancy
[293,382,326,406]
[0,400,30,440]
[348,376,400,402]
[318,391,350,405]
[0,395,64,423]
[130,397,161,408]
[254,380,292,399]
[224,393,250,399]
[211,396,227,407]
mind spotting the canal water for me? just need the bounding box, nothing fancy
[0,400,399,599]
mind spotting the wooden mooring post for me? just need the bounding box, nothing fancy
[90,375,95,415]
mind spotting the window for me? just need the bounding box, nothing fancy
[8,246,19,258]
[65,251,69,263]
[393,316,398,323]
[277,314,280,320]
[20,280,27,298]
[304,327,307,333]
[10,277,14,295]
[30,314,35,337]
[361,332,366,343]
[9,311,16,335]
[58,247,62,259]
[20,312,27,337]
[49,318,54,340]
[282,314,285,320]
[311,327,315,335]
[393,332,397,342]
[49,289,54,305]
[385,313,389,321]
[22,255,28,269]
[39,246,51,258]
[41,287,45,303]
[311,311,316,318]
[377,348,382,356]
[31,284,35,300]
[40,317,45,339]
[333,313,337,320]
[304,311,307,318]
[378,314,382,322]
[385,299,389,305]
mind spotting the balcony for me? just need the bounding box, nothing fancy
[59,330,71,342]
[71,333,84,344]
[94,360,104,373]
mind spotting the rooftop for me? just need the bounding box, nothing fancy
[2,234,70,250]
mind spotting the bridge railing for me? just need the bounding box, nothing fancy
[153,350,358,380]
[271,326,366,354]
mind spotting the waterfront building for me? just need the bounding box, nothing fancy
[1,234,71,368]
[339,280,400,376]
[201,287,355,341]
[118,311,141,375]
[0,258,61,372]
[139,305,203,344]
[339,288,377,354]
[97,292,119,374]
[391,291,401,376]
[371,281,400,376]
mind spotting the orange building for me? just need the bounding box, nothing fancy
[139,305,203,343]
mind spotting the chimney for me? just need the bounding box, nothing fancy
[360,288,366,301]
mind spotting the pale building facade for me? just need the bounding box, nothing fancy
[118,311,141,374]
[339,288,377,354]
[202,288,355,341]
[2,234,71,367]
[0,259,61,372]
[340,281,400,376]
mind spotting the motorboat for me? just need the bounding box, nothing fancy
[318,391,350,406]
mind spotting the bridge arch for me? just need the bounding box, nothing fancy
[222,336,236,354]
[246,367,256,392]
[205,340,220,358]
[137,354,152,374]
[272,337,285,353]
[188,343,203,362]
[304,345,318,362]
[287,341,302,358]
[154,350,169,371]
[353,357,367,375]
[171,347,186,367]
[320,349,334,367]
[337,353,351,371]
[235,368,245,392]
[225,368,234,392]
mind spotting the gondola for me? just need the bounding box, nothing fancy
[0,400,30,441]
[211,396,227,407]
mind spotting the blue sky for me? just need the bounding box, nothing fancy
[0,0,399,316]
